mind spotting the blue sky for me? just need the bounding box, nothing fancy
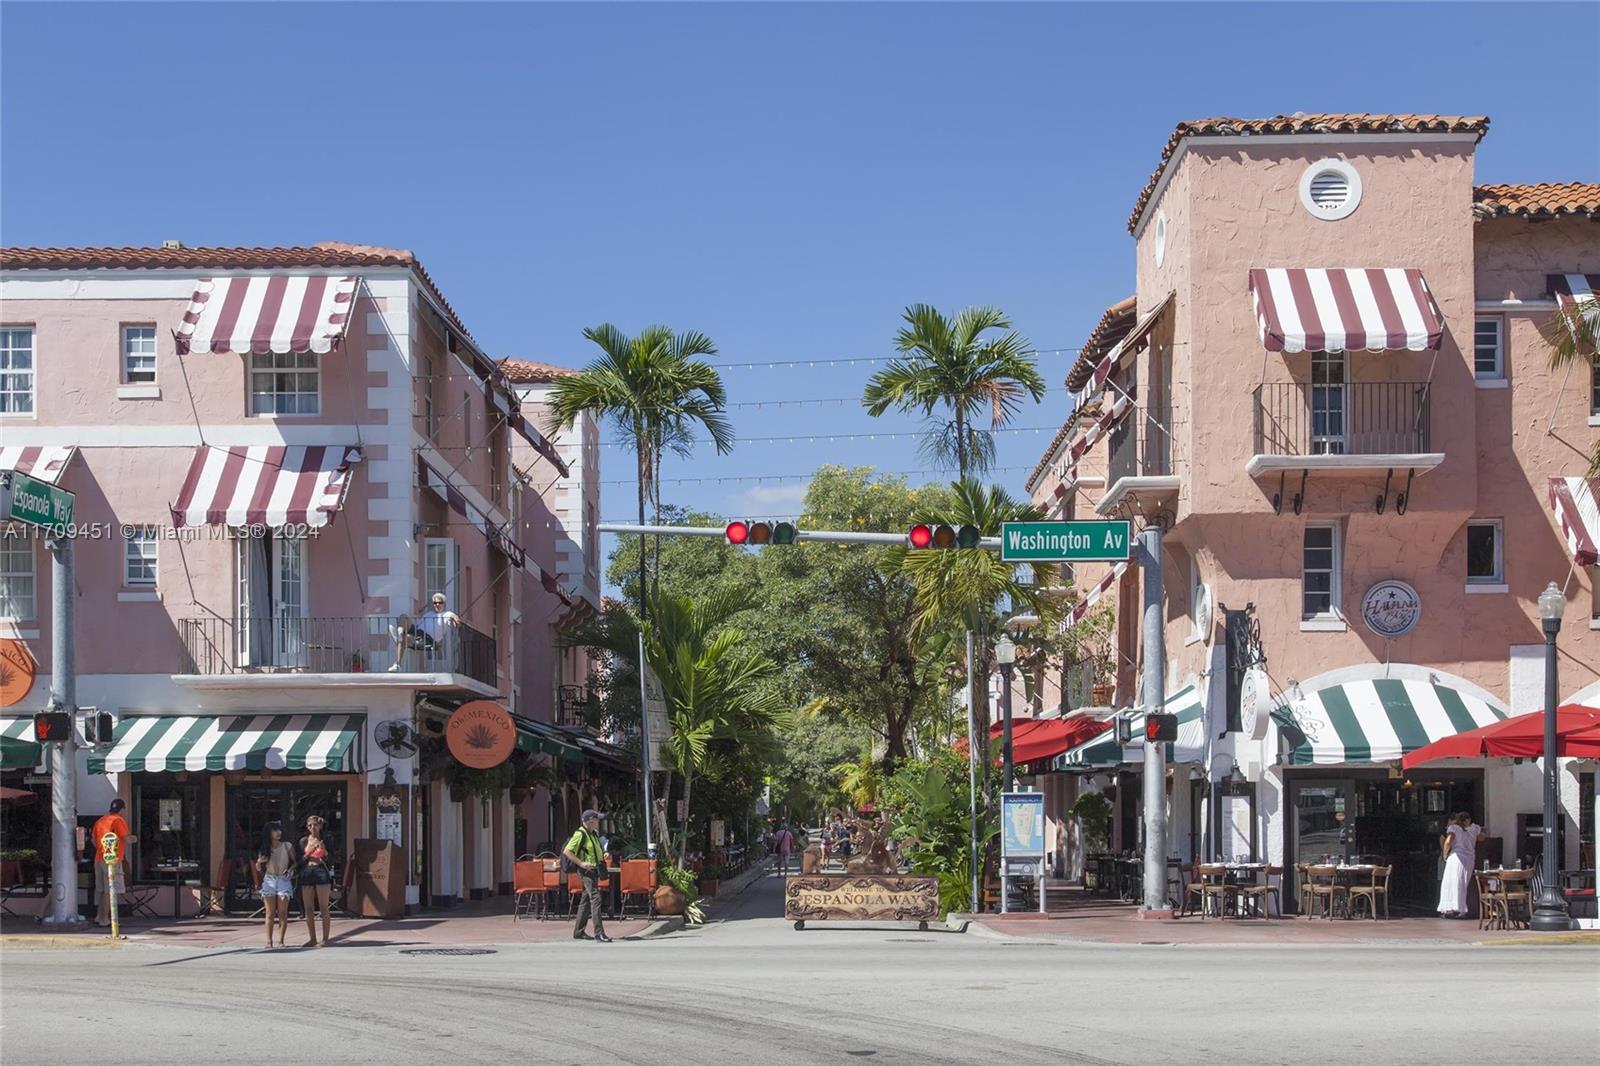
[4,2,1597,567]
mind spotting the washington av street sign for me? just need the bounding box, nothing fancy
[1000,519,1131,563]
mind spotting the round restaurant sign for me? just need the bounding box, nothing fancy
[1239,666,1273,740]
[0,638,36,708]
[445,700,516,769]
[1361,580,1421,639]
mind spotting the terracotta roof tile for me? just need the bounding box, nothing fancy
[0,241,475,344]
[1472,182,1600,220]
[499,358,578,384]
[1063,296,1136,391]
[1128,114,1491,234]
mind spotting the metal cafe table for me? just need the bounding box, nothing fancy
[151,860,199,919]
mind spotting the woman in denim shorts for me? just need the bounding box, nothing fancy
[255,821,296,948]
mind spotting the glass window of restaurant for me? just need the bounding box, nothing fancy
[134,778,209,885]
[0,771,51,889]
[225,781,347,910]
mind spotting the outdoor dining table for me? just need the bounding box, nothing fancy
[152,860,199,920]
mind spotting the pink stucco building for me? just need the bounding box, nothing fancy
[1023,115,1598,907]
[0,242,610,915]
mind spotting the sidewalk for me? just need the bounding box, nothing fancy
[966,888,1600,946]
[0,896,661,950]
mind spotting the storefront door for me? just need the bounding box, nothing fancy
[224,781,346,911]
[1288,779,1354,911]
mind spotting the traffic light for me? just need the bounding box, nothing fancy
[33,712,71,743]
[906,523,982,549]
[725,520,799,546]
[87,711,114,745]
[1145,713,1178,743]
[1114,716,1135,745]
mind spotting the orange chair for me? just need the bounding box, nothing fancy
[197,858,234,917]
[540,859,564,919]
[567,870,613,917]
[513,856,547,921]
[619,859,657,918]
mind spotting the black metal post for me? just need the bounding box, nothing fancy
[1000,662,1015,793]
[1532,615,1571,931]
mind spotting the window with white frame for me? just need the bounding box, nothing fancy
[424,538,458,609]
[1473,318,1504,381]
[1466,520,1503,584]
[0,536,35,619]
[249,351,319,416]
[1302,523,1341,620]
[122,325,157,384]
[0,327,35,415]
[123,526,158,587]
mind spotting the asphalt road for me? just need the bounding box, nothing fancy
[3,870,1595,1065]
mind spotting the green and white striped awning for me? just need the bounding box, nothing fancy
[512,715,584,765]
[1,718,43,770]
[1271,678,1509,766]
[87,714,365,774]
[1054,685,1207,769]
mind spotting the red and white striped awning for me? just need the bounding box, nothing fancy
[1549,476,1600,567]
[416,455,573,605]
[1051,393,1132,500]
[1249,268,1444,353]
[0,446,76,485]
[172,445,362,528]
[1063,561,1127,629]
[176,275,358,356]
[487,384,570,477]
[1548,274,1599,335]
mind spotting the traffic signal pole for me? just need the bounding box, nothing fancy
[598,522,1003,549]
[1136,526,1171,918]
[43,534,81,926]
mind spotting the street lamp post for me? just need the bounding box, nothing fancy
[996,635,1017,792]
[1532,582,1571,931]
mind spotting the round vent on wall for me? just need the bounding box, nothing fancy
[1299,159,1362,221]
[1154,212,1167,267]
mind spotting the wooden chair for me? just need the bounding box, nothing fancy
[1347,866,1390,920]
[619,859,657,918]
[330,861,356,916]
[1304,865,1342,919]
[196,858,234,917]
[981,872,1002,913]
[1239,865,1284,919]
[1498,869,1534,929]
[1179,860,1206,917]
[1197,864,1235,919]
[1476,870,1508,930]
[512,856,545,921]
[1293,863,1312,916]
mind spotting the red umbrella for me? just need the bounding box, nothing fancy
[1401,704,1600,769]
[953,717,1111,765]
[0,785,36,805]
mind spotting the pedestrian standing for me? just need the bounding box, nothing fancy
[298,815,334,947]
[564,809,611,942]
[256,821,296,948]
[774,823,795,875]
[91,799,134,928]
[1436,811,1484,918]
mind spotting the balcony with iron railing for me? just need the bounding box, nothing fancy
[176,615,498,694]
[1096,408,1180,516]
[557,684,597,730]
[1247,382,1442,478]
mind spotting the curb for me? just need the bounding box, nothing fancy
[1,934,127,950]
[635,916,686,939]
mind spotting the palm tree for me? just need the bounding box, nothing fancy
[832,751,883,811]
[862,305,1046,478]
[890,478,1061,758]
[546,324,734,611]
[1545,298,1600,475]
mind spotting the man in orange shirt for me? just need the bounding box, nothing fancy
[91,799,133,927]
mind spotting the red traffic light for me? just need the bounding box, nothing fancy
[725,520,749,545]
[33,712,72,743]
[908,524,934,548]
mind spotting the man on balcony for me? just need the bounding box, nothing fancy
[388,593,460,672]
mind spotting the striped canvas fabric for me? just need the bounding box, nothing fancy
[1547,273,1600,322]
[171,445,362,528]
[0,717,43,770]
[1249,268,1444,353]
[1055,684,1206,769]
[176,275,357,356]
[1548,476,1600,567]
[0,446,76,485]
[1050,393,1132,501]
[87,714,364,774]
[1271,679,1508,766]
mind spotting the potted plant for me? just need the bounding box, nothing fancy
[654,862,695,919]
[699,862,723,898]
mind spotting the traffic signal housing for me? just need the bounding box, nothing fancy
[87,711,114,745]
[1145,713,1178,744]
[906,523,982,549]
[725,520,799,547]
[33,712,71,743]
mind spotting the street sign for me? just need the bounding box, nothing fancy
[1,469,74,534]
[1000,519,1131,562]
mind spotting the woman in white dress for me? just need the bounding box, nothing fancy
[1437,811,1483,917]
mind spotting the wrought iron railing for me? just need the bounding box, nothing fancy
[1253,382,1431,457]
[178,615,497,689]
[557,685,594,729]
[1108,407,1174,486]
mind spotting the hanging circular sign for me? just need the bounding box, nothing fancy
[0,638,37,708]
[445,700,516,769]
[1239,666,1274,740]
[1361,580,1421,639]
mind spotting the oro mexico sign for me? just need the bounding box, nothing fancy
[446,700,516,768]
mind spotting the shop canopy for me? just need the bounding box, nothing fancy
[175,275,358,356]
[511,715,584,765]
[1271,678,1508,766]
[171,445,362,529]
[1548,476,1600,568]
[1400,704,1600,768]
[1054,685,1206,770]
[956,716,1111,765]
[1547,273,1599,331]
[87,714,365,774]
[1248,268,1444,353]
[1,718,43,771]
[0,446,77,485]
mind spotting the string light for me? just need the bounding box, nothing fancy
[595,425,1059,448]
[596,463,1036,488]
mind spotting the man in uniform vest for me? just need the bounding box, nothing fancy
[564,809,611,942]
